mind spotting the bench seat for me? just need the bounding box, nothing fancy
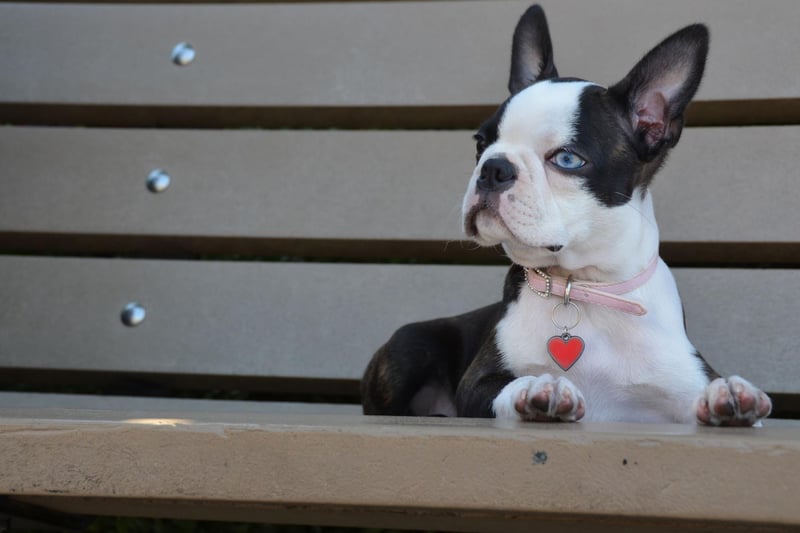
[2,409,800,532]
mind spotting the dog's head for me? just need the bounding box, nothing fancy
[462,5,708,272]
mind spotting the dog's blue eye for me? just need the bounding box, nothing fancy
[551,150,586,170]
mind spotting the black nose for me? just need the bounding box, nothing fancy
[477,157,517,192]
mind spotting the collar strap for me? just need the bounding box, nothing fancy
[523,256,659,316]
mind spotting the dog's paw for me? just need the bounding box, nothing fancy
[696,375,772,427]
[493,374,585,422]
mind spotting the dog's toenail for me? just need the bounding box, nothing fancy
[738,393,756,413]
[514,390,529,414]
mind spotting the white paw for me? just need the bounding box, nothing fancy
[493,374,585,422]
[696,375,772,427]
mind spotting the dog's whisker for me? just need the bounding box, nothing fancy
[431,202,466,244]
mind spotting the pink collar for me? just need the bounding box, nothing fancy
[523,256,659,316]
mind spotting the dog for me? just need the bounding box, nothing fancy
[361,4,772,426]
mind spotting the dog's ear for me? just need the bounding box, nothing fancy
[609,24,709,161]
[508,5,559,94]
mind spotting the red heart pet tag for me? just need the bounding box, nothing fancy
[547,334,585,371]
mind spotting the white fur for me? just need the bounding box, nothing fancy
[493,374,584,421]
[494,257,708,423]
[463,81,597,266]
[466,80,658,279]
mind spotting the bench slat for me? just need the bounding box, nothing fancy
[0,128,473,243]
[0,1,798,109]
[1,255,798,394]
[1,413,799,530]
[0,256,505,384]
[1,126,799,264]
[0,392,360,415]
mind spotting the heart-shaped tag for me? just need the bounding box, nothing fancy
[547,334,585,371]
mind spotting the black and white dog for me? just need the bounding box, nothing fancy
[362,5,772,426]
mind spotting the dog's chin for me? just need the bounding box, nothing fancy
[464,210,508,246]
[501,241,562,268]
[465,210,563,267]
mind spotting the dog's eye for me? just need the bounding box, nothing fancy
[550,150,587,170]
[474,135,487,162]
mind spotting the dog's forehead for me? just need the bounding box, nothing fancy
[497,80,599,146]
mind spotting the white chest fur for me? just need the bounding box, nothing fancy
[495,261,709,423]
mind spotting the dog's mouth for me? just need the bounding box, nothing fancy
[464,201,506,242]
[463,204,484,238]
[464,204,564,254]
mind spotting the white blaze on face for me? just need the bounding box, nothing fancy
[498,80,591,148]
[463,80,598,266]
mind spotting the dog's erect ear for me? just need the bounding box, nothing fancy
[609,24,709,160]
[508,5,559,94]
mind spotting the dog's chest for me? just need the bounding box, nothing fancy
[497,294,640,379]
[494,276,706,422]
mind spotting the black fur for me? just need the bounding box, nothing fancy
[361,266,525,416]
[565,85,648,207]
[509,5,559,94]
[473,99,507,162]
[608,24,709,161]
[361,301,507,416]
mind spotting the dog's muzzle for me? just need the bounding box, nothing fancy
[477,157,516,193]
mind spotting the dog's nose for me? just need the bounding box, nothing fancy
[477,157,517,192]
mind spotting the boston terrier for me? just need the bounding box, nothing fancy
[361,4,772,426]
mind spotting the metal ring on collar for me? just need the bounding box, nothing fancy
[551,301,581,332]
[564,275,574,306]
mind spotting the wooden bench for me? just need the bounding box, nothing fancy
[2,0,800,530]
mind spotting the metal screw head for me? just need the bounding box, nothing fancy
[121,303,146,327]
[146,169,171,193]
[171,42,195,66]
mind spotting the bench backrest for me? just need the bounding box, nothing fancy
[1,0,799,415]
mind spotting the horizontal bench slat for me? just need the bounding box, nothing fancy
[0,256,505,384]
[1,413,799,529]
[0,1,798,110]
[1,126,799,265]
[0,128,473,243]
[1,256,798,394]
[0,392,359,415]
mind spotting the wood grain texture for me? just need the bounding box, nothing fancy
[1,126,798,254]
[1,256,798,393]
[0,392,360,415]
[1,1,798,108]
[1,412,799,529]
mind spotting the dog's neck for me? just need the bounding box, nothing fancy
[545,189,659,284]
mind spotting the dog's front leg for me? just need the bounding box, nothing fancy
[455,339,585,421]
[455,340,517,417]
[696,375,772,426]
[493,375,585,422]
